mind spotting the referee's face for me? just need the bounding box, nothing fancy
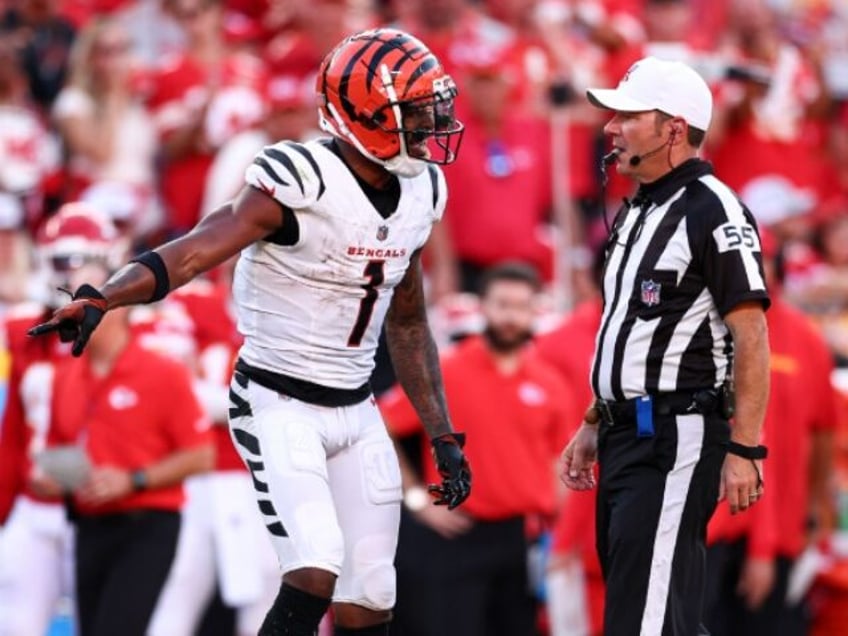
[603,110,672,182]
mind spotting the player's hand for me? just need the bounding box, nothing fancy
[27,284,107,356]
[429,432,471,510]
[559,423,598,491]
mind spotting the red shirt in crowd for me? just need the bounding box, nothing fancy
[167,280,243,472]
[380,335,572,521]
[130,279,243,472]
[0,304,71,523]
[708,295,839,559]
[442,112,554,279]
[146,52,266,234]
[48,338,212,516]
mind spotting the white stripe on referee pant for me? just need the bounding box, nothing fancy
[639,413,705,636]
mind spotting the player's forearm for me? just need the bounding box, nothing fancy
[385,319,453,440]
[101,205,239,309]
[727,309,769,446]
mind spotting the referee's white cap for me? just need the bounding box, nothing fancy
[586,56,713,132]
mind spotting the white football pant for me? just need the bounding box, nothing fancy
[227,375,402,611]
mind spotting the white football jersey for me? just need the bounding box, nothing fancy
[234,138,447,389]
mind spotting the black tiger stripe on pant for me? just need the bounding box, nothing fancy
[596,411,729,636]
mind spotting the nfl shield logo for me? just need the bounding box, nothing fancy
[376,225,389,241]
[640,279,661,306]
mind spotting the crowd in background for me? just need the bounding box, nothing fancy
[2,0,848,634]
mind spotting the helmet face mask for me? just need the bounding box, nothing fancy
[318,29,464,177]
[379,77,463,165]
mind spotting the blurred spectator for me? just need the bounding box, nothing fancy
[52,17,161,240]
[535,247,604,636]
[0,34,60,305]
[0,0,76,114]
[147,0,266,237]
[41,296,214,636]
[395,0,516,81]
[199,72,317,218]
[704,228,839,636]
[806,377,848,635]
[708,0,838,213]
[381,262,573,636]
[528,0,649,243]
[783,195,848,366]
[0,202,127,635]
[263,0,374,80]
[641,0,710,58]
[834,99,848,194]
[113,0,186,65]
[530,0,646,95]
[430,49,554,297]
[57,0,137,28]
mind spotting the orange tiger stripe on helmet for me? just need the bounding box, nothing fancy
[317,28,463,174]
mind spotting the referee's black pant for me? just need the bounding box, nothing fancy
[597,410,729,636]
[75,509,180,636]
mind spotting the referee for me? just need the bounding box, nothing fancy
[560,57,770,636]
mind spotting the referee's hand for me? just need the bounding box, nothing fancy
[719,453,764,515]
[559,423,598,491]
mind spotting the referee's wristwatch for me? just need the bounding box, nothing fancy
[403,486,429,512]
[726,441,768,460]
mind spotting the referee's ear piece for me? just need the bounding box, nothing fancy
[670,123,683,142]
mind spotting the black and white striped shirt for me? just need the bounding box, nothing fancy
[591,159,770,401]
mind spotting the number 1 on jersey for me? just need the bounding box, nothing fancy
[348,260,385,347]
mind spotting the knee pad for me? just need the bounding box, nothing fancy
[359,561,396,611]
[258,582,331,636]
[335,534,397,611]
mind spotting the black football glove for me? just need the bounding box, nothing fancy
[28,284,107,356]
[428,432,472,510]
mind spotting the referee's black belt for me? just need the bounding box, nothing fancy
[596,389,721,425]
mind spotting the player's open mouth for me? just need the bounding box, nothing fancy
[408,142,431,159]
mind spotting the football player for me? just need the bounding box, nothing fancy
[31,28,472,636]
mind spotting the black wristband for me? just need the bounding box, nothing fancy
[72,284,106,302]
[726,441,768,460]
[129,251,170,303]
[130,469,148,492]
[432,432,466,448]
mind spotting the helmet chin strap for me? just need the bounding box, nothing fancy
[382,154,427,178]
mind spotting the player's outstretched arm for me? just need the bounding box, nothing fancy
[104,186,284,308]
[28,186,284,353]
[385,250,471,509]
